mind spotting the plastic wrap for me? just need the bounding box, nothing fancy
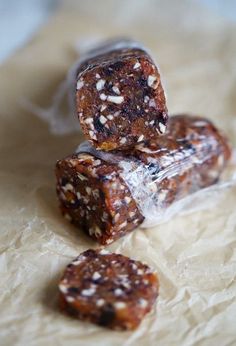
[1,1,236,345]
[77,115,233,228]
[23,38,150,135]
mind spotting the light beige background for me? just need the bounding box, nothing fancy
[0,1,235,345]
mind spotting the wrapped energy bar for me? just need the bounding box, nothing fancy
[59,249,159,330]
[55,115,231,245]
[75,39,168,150]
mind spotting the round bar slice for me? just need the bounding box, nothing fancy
[59,249,159,330]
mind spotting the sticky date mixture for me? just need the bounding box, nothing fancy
[76,41,168,150]
[59,249,159,330]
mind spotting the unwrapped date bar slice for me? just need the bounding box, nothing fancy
[76,39,168,150]
[55,115,231,245]
[59,249,159,330]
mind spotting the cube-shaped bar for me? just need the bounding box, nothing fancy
[76,39,168,150]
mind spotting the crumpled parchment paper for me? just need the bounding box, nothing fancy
[0,1,235,345]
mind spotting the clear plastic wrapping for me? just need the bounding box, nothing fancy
[23,38,150,135]
[77,115,234,228]
[4,5,236,345]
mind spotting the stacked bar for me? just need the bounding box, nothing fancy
[55,115,231,245]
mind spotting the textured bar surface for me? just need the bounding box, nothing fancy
[76,39,168,150]
[59,249,159,330]
[55,115,231,245]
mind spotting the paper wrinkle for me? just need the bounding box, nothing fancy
[1,2,236,346]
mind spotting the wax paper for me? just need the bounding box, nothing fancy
[0,1,236,345]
